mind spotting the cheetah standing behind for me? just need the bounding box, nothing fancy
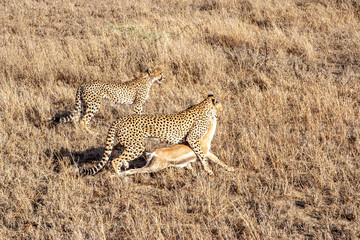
[79,94,222,175]
[48,67,165,132]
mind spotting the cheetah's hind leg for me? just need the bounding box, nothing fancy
[112,146,145,175]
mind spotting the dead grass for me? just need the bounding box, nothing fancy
[1,0,360,239]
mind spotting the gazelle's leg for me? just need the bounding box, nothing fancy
[207,152,234,171]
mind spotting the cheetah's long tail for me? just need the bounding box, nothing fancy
[79,121,118,175]
[48,87,82,123]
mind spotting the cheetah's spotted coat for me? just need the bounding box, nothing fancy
[79,95,222,175]
[49,67,165,132]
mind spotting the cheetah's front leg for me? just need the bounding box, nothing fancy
[133,103,143,115]
[187,134,213,175]
[80,101,100,133]
[132,96,143,115]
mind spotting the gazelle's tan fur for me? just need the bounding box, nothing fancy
[120,116,234,176]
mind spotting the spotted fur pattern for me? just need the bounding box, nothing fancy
[79,95,220,175]
[119,116,234,176]
[49,67,165,131]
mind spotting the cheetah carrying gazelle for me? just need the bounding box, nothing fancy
[48,67,165,132]
[79,95,231,175]
[119,115,234,176]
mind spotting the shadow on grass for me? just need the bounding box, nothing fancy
[45,145,148,173]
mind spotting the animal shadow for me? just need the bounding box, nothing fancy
[46,145,148,174]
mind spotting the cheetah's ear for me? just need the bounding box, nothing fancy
[146,68,152,75]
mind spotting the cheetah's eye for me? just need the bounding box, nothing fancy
[212,98,218,104]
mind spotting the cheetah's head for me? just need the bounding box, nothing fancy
[207,94,223,118]
[147,67,165,84]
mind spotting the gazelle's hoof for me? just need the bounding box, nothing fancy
[226,166,235,172]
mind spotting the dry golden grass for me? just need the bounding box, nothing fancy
[1,0,360,239]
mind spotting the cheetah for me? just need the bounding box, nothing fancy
[119,116,234,176]
[79,94,223,175]
[48,67,165,132]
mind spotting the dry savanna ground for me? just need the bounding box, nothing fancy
[1,0,360,239]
